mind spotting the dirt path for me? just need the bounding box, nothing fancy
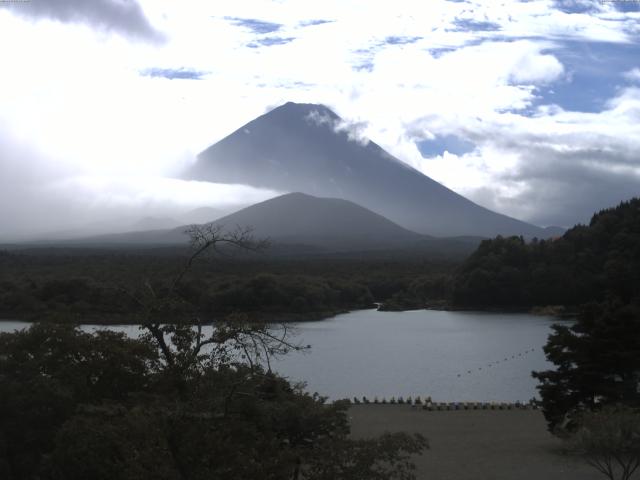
[348,405,603,480]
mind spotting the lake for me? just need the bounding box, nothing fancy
[0,309,560,402]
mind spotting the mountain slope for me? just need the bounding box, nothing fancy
[211,192,424,250]
[68,193,427,252]
[186,102,553,238]
[132,216,182,231]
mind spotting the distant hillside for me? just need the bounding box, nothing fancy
[452,197,640,308]
[130,207,231,231]
[180,206,229,225]
[72,193,421,250]
[185,101,555,238]
[131,216,181,231]
[211,192,425,251]
[57,193,479,257]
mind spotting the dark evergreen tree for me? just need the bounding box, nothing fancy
[533,301,640,431]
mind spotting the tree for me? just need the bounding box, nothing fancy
[533,301,640,432]
[568,407,640,480]
[0,222,427,480]
[0,324,158,480]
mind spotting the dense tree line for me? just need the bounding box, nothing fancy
[377,274,452,311]
[453,198,640,308]
[0,251,455,322]
[0,274,374,322]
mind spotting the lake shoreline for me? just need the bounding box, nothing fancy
[380,302,578,318]
[0,303,576,326]
[0,309,350,326]
[2,309,557,402]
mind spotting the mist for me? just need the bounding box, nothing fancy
[0,129,281,242]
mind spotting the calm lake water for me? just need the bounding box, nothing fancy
[0,309,561,402]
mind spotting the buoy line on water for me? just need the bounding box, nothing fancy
[455,347,540,378]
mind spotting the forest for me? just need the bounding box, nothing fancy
[452,198,640,309]
[0,249,455,323]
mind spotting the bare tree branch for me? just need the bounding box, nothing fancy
[113,222,298,378]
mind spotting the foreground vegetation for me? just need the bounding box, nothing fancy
[0,323,427,480]
[0,226,427,480]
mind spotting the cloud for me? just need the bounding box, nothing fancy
[624,67,640,82]
[248,36,296,48]
[140,67,207,80]
[304,109,335,127]
[51,175,281,211]
[0,125,281,241]
[417,135,476,157]
[299,19,333,27]
[409,86,640,226]
[451,19,501,32]
[552,0,604,15]
[0,128,85,239]
[509,48,564,84]
[384,36,422,45]
[225,16,282,34]
[0,0,639,233]
[495,149,640,227]
[1,0,164,43]
[305,109,370,146]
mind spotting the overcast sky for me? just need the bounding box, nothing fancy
[0,0,639,239]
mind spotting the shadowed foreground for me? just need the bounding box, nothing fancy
[349,406,602,480]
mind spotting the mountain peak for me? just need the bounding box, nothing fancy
[187,102,553,238]
[275,191,312,200]
[268,101,340,120]
[209,192,424,251]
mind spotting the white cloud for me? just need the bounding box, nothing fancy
[624,67,640,82]
[0,0,638,235]
[411,86,640,225]
[509,48,564,84]
[305,110,370,145]
[49,176,281,210]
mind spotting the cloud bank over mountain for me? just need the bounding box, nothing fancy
[0,0,638,237]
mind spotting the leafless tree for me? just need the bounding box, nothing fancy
[119,223,304,377]
[569,406,640,480]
